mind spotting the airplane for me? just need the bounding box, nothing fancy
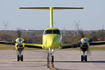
[0,7,105,62]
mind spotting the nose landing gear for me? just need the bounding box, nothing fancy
[47,52,54,68]
[47,52,54,63]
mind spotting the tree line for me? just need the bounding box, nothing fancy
[0,29,104,44]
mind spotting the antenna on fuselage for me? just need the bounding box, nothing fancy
[19,7,84,28]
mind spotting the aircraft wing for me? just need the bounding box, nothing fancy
[25,43,42,49]
[0,41,15,45]
[61,43,80,49]
[61,41,105,49]
[0,41,43,49]
[89,41,105,45]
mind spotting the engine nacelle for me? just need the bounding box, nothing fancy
[80,43,89,51]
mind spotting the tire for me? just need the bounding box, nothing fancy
[21,55,23,61]
[52,56,54,63]
[47,53,49,62]
[17,55,20,61]
[85,55,87,62]
[81,55,83,62]
[47,53,49,68]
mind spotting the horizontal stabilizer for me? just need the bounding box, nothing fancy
[53,7,83,9]
[19,7,49,10]
[19,7,84,10]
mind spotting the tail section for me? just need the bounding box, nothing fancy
[19,7,84,28]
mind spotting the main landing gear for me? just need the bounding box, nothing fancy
[17,51,23,61]
[17,55,23,61]
[81,51,87,62]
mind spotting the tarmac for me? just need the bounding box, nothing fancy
[0,50,105,70]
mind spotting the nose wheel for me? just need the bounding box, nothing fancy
[47,52,54,68]
[52,55,54,62]
[47,52,54,62]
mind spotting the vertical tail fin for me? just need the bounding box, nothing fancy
[50,7,53,28]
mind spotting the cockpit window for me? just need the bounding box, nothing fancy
[53,30,60,34]
[44,30,60,35]
[45,30,52,34]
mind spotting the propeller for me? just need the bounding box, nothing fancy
[78,29,91,55]
[87,49,91,56]
[78,30,84,38]
[77,30,84,43]
[16,28,27,43]
[17,28,22,38]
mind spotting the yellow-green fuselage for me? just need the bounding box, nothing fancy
[43,28,62,50]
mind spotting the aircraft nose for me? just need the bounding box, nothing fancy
[47,35,60,47]
[47,38,56,47]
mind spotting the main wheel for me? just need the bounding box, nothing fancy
[21,55,23,61]
[52,56,54,63]
[85,55,87,62]
[17,55,20,61]
[81,55,83,62]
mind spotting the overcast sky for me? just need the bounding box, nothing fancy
[0,0,105,30]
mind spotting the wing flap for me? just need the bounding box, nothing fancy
[25,43,42,49]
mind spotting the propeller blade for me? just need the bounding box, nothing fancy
[17,29,22,38]
[87,49,91,56]
[79,30,84,38]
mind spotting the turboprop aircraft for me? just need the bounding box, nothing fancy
[0,7,105,62]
